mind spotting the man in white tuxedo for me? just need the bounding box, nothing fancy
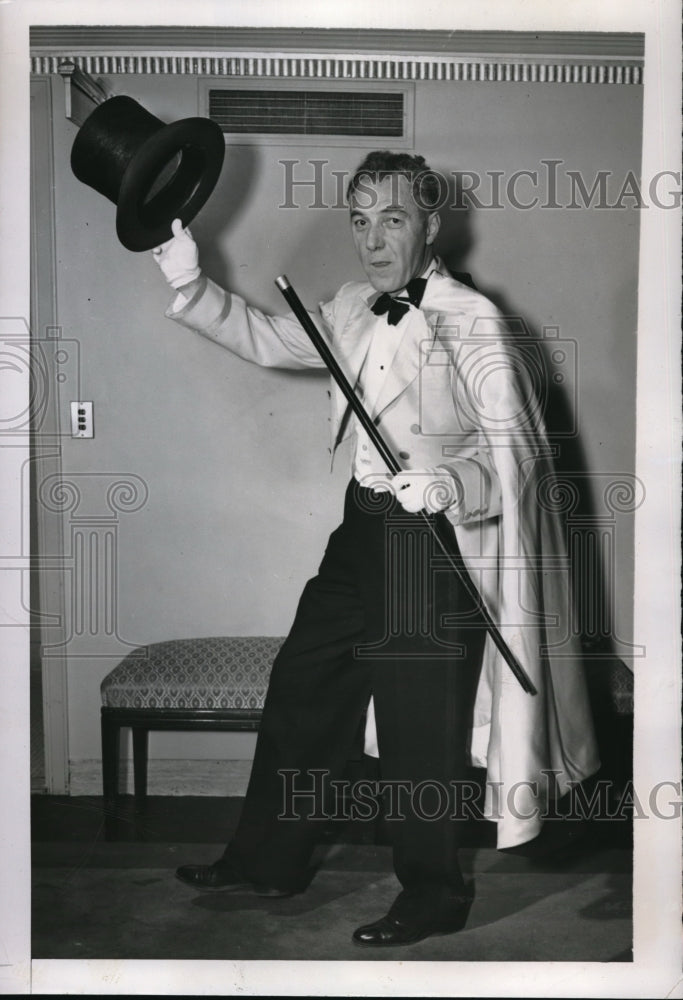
[152,151,599,946]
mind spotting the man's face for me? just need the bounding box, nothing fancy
[349,173,440,293]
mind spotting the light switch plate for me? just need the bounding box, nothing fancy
[70,401,94,438]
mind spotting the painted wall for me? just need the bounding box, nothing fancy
[38,70,642,779]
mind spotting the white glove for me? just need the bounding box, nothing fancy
[151,217,200,288]
[389,466,463,514]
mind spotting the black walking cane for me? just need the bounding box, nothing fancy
[275,274,537,696]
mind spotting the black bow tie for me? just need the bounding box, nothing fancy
[370,277,427,326]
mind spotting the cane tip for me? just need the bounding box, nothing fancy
[275,275,291,291]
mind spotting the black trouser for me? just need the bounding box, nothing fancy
[222,480,485,903]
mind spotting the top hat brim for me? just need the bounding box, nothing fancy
[115,116,225,252]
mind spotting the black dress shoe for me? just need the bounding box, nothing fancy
[175,862,292,897]
[352,899,470,947]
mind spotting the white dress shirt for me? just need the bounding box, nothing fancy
[353,259,440,758]
[352,258,440,492]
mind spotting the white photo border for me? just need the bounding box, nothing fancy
[1,0,680,996]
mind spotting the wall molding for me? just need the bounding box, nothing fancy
[30,76,70,795]
[30,27,644,85]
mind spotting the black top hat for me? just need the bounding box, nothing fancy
[70,95,225,252]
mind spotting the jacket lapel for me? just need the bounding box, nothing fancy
[329,296,376,448]
[371,266,451,421]
[372,308,436,422]
[329,267,448,450]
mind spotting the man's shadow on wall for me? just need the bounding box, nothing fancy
[436,172,633,803]
[435,170,589,483]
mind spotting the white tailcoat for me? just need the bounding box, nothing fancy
[168,266,600,848]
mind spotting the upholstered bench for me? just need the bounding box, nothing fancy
[100,635,284,827]
[100,634,634,838]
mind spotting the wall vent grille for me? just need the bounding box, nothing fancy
[208,88,405,137]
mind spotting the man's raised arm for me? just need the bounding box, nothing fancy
[152,218,327,371]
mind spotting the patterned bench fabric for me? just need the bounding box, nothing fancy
[101,636,284,710]
[101,634,634,715]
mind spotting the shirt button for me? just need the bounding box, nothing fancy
[410,424,421,435]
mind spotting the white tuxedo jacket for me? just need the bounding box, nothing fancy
[168,265,600,848]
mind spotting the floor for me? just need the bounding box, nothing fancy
[32,794,632,963]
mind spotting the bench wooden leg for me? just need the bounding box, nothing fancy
[101,709,120,839]
[132,727,149,813]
